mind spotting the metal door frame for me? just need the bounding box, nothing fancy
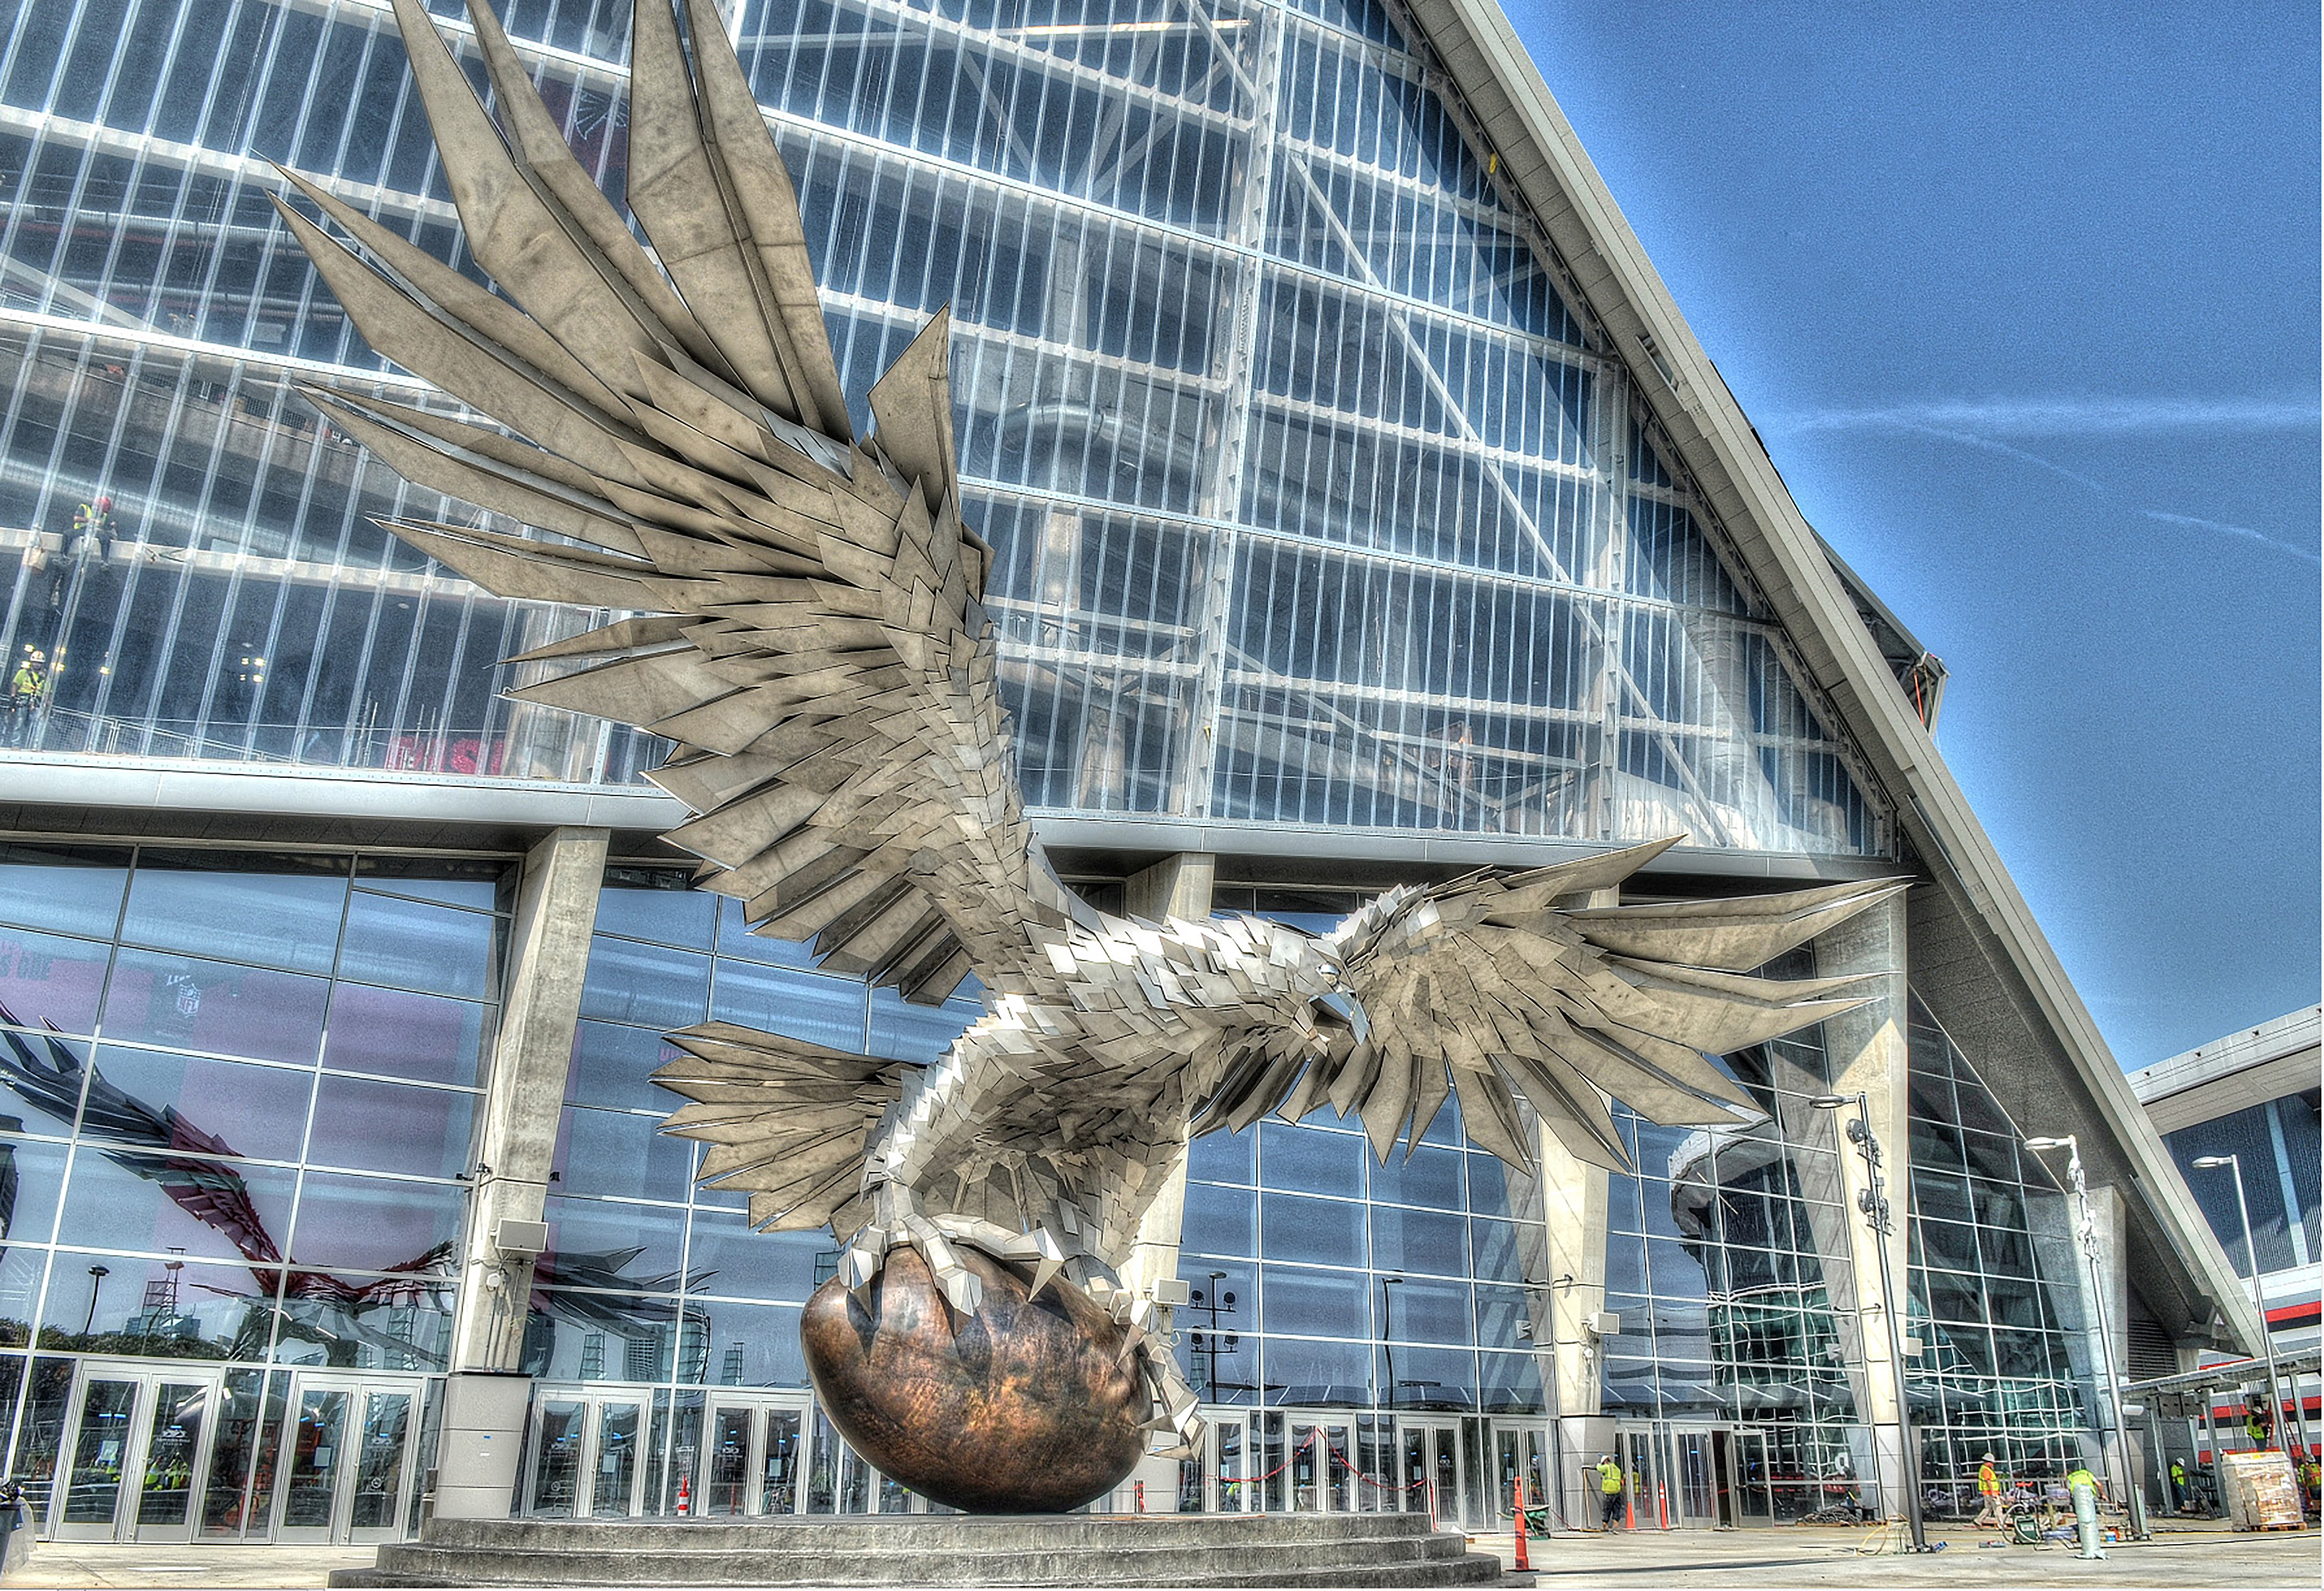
[1665,1422,1736,1529]
[271,1372,425,1544]
[47,1360,226,1545]
[700,1391,811,1517]
[581,1396,647,1519]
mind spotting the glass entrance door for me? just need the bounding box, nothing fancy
[272,1385,351,1542]
[49,1365,222,1544]
[1669,1426,1728,1528]
[271,1376,422,1544]
[698,1398,804,1516]
[1401,1420,1465,1527]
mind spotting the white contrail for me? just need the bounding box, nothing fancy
[1774,395,2319,437]
[2142,510,2321,566]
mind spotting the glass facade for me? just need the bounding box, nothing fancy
[0,0,1886,855]
[2161,1094,2320,1278]
[1903,995,2097,1517]
[0,840,505,1539]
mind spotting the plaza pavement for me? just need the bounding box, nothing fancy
[5,1520,2318,1588]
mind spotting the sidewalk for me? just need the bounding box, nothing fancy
[1479,1520,2321,1588]
[5,1523,2317,1588]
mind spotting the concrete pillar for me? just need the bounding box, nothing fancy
[1116,854,1216,1312]
[1778,888,1911,1518]
[1123,850,1216,927]
[2084,1183,2142,1508]
[437,825,608,1520]
[1536,1121,1611,1524]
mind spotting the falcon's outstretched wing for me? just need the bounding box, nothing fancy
[1229,839,1905,1172]
[274,0,1090,1003]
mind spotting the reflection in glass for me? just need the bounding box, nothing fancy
[63,1375,137,1524]
[0,846,131,941]
[593,1401,639,1519]
[279,1387,349,1528]
[101,950,331,1065]
[349,1391,411,1530]
[0,927,112,1037]
[119,860,348,977]
[531,1400,585,1518]
[135,1381,206,1526]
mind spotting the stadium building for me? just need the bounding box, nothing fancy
[0,0,2263,1545]
[2128,1006,2321,1499]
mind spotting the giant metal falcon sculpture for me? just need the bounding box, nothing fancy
[278,0,1903,1504]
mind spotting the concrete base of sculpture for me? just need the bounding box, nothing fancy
[328,1514,1506,1586]
[801,1247,1145,1512]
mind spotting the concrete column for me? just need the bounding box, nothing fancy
[1536,1121,1612,1524]
[2084,1183,2141,1507]
[1114,853,1220,1518]
[437,824,608,1520]
[1123,850,1216,927]
[1116,854,1217,1309]
[1779,889,1911,1518]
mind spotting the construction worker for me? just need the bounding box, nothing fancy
[5,652,47,747]
[2168,1456,2188,1513]
[1595,1453,1623,1529]
[1974,1451,2005,1527]
[2064,1461,2106,1560]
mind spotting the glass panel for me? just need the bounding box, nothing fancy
[758,1409,799,1515]
[1402,1426,1426,1514]
[335,890,498,1000]
[197,1368,269,1539]
[530,1399,584,1518]
[278,1387,349,1529]
[63,1377,138,1524]
[705,1406,751,1516]
[136,1381,206,1526]
[321,985,489,1087]
[0,925,112,1036]
[1432,1427,1457,1524]
[1326,1422,1354,1511]
[807,1408,840,1514]
[349,1391,410,1530]
[0,845,131,940]
[304,1076,474,1178]
[101,950,331,1064]
[1290,1422,1319,1510]
[1216,1417,1246,1513]
[119,859,348,976]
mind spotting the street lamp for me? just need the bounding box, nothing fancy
[1379,1277,1403,1410]
[1191,1271,1238,1400]
[1809,1092,1927,1550]
[82,1264,109,1335]
[2188,1155,2305,1459]
[2025,1134,2147,1538]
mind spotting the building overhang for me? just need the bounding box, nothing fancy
[1391,0,2265,1354]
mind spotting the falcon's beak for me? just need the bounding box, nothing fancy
[1310,989,1372,1068]
[1312,988,1369,1044]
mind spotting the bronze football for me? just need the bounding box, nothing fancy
[800,1246,1148,1513]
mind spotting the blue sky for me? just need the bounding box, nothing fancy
[1503,1,2321,1069]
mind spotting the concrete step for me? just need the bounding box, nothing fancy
[328,1513,1507,1587]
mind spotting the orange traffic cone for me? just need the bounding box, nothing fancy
[1514,1479,1531,1570]
[676,1473,691,1515]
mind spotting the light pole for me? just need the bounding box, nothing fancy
[2189,1154,2305,1459]
[1809,1091,1927,1550]
[2025,1134,2147,1538]
[1379,1277,1402,1410]
[82,1264,109,1335]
